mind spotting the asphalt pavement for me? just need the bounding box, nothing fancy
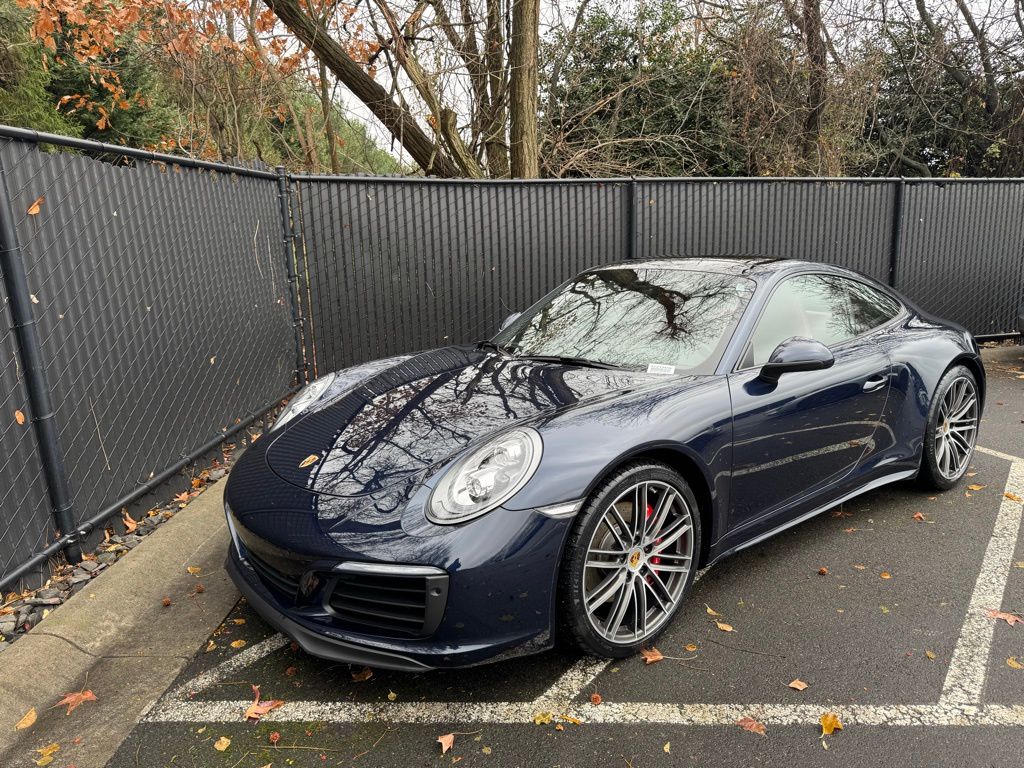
[92,344,1024,767]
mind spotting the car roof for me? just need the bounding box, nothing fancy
[590,255,808,277]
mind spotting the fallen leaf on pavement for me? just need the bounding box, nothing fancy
[736,716,766,735]
[705,604,721,617]
[1007,657,1023,670]
[685,643,698,652]
[54,690,97,715]
[715,620,734,632]
[244,685,284,722]
[820,712,843,736]
[533,711,553,725]
[229,639,246,649]
[967,484,985,491]
[559,714,582,725]
[853,564,866,570]
[388,690,397,701]
[913,512,926,522]
[555,722,564,731]
[818,567,829,575]
[590,692,602,705]
[663,741,671,753]
[640,646,664,664]
[204,640,216,653]
[925,650,937,660]
[33,743,59,766]
[1005,492,1023,503]
[231,618,246,625]
[351,667,373,682]
[186,566,202,576]
[880,571,892,580]
[986,609,1023,626]
[213,736,231,751]
[15,707,37,730]
[788,679,808,691]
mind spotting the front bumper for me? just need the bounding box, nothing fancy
[225,510,574,670]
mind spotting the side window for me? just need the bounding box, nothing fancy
[846,280,902,334]
[747,274,885,367]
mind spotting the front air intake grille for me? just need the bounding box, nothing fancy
[326,567,448,638]
[246,549,301,598]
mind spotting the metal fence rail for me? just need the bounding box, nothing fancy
[1,124,1023,588]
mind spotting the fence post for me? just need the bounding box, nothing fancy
[276,166,307,385]
[888,178,906,289]
[627,176,638,260]
[0,161,81,565]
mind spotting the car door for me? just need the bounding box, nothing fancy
[726,273,893,534]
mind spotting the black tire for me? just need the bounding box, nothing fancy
[558,461,701,658]
[918,365,980,491]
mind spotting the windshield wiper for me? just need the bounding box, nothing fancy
[475,340,516,357]
[514,354,621,370]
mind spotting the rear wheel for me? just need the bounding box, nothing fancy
[918,365,979,490]
[558,462,701,657]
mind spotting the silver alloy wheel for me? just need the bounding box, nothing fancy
[934,375,979,481]
[581,480,694,644]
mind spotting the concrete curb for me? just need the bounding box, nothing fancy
[0,482,239,767]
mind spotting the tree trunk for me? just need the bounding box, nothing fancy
[802,0,827,167]
[318,59,341,174]
[484,0,510,177]
[262,0,460,177]
[509,0,540,178]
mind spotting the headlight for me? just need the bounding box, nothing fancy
[272,373,337,431]
[427,428,543,524]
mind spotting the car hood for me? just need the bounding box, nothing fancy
[265,346,681,498]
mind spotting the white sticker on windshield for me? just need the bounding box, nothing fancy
[646,363,676,375]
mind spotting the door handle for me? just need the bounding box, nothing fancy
[862,375,887,393]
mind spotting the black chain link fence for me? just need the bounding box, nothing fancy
[2,126,1023,589]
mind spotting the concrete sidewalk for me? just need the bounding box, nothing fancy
[0,482,239,768]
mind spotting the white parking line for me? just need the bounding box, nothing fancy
[940,458,1024,705]
[144,450,1024,727]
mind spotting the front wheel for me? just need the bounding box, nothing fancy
[918,365,980,490]
[558,461,701,658]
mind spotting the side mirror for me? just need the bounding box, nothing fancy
[499,311,521,332]
[758,337,834,383]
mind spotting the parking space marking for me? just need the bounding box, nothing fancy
[940,457,1024,706]
[144,450,1024,727]
[976,445,1024,464]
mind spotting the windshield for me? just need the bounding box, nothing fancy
[493,267,755,374]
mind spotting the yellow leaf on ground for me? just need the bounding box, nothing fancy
[533,711,553,725]
[387,690,397,701]
[715,620,734,632]
[685,643,698,652]
[231,618,245,625]
[213,736,231,751]
[925,650,937,660]
[880,571,892,580]
[437,733,455,754]
[33,743,59,766]
[1007,657,1023,670]
[640,646,664,664]
[704,604,721,617]
[229,639,247,649]
[967,484,985,491]
[788,679,808,691]
[1005,492,1023,503]
[820,712,843,736]
[186,566,202,576]
[736,716,766,735]
[663,741,671,753]
[15,707,37,730]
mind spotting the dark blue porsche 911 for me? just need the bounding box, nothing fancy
[224,257,984,670]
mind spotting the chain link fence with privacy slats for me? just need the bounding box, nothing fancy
[1,125,1023,588]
